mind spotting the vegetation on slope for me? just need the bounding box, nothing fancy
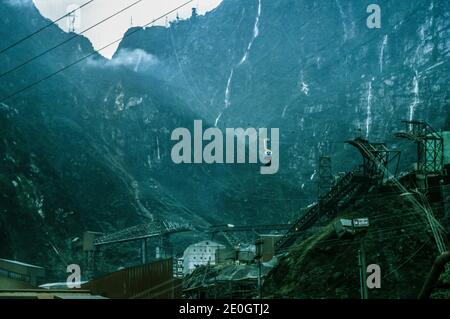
[264,184,449,299]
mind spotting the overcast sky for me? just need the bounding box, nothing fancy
[32,0,223,58]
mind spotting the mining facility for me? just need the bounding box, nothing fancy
[1,120,449,299]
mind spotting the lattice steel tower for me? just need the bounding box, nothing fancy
[317,156,333,199]
[395,120,444,175]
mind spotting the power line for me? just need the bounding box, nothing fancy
[275,228,434,288]
[273,198,448,249]
[206,171,449,203]
[168,21,213,119]
[0,0,95,56]
[384,239,432,279]
[300,1,430,77]
[0,0,194,104]
[275,195,448,254]
[276,224,432,255]
[0,0,147,80]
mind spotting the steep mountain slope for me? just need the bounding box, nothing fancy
[0,0,449,281]
[263,184,449,299]
[119,0,450,181]
[0,1,199,271]
[0,1,303,277]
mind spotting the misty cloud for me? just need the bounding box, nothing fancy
[87,48,158,72]
[5,0,33,7]
[33,0,223,58]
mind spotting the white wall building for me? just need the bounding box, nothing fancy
[183,241,225,275]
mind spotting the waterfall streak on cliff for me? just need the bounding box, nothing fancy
[408,72,420,121]
[216,0,262,126]
[365,81,373,139]
[335,0,349,41]
[214,112,223,127]
[239,0,262,65]
[379,35,388,73]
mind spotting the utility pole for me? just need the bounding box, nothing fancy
[414,190,447,254]
[336,218,370,299]
[354,218,370,299]
[317,156,333,199]
[257,256,262,299]
[92,249,97,275]
[255,239,264,299]
[358,237,368,299]
[441,180,450,220]
[141,238,147,264]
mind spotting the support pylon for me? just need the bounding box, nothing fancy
[317,156,333,199]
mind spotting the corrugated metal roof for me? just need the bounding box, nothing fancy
[0,259,44,269]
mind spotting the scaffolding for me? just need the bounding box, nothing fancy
[317,156,333,199]
[275,170,372,252]
[346,137,401,183]
[395,120,444,175]
[349,136,446,255]
[275,138,401,252]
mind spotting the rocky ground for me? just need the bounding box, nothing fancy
[263,182,450,299]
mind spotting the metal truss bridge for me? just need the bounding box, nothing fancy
[94,220,193,247]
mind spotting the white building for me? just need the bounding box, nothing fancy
[183,241,225,275]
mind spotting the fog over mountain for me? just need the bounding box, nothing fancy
[33,0,224,58]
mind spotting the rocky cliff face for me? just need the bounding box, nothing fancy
[120,0,450,174]
[0,1,302,275]
[0,0,449,278]
[262,182,450,299]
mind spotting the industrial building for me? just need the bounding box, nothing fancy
[82,258,181,299]
[183,241,225,275]
[183,261,275,299]
[0,259,45,289]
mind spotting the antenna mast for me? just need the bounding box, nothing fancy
[68,11,76,32]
